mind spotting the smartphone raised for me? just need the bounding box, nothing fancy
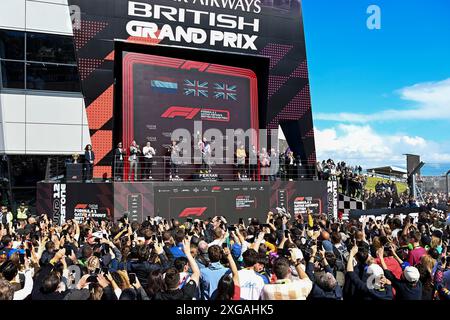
[129,273,137,284]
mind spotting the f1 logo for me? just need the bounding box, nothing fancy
[179,207,207,218]
[180,61,209,72]
[161,106,200,119]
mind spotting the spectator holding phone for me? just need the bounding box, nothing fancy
[154,236,200,300]
[377,246,422,300]
[262,247,312,300]
[306,245,343,300]
[217,246,240,300]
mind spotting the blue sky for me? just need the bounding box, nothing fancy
[301,0,450,174]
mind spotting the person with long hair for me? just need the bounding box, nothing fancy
[417,254,436,300]
[145,270,167,300]
[84,144,95,182]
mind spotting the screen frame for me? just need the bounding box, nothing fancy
[121,52,259,152]
[113,41,270,160]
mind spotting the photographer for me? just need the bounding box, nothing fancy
[306,245,343,300]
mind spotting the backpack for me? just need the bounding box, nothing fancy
[333,244,349,272]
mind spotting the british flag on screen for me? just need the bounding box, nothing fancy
[213,83,237,101]
[184,80,208,97]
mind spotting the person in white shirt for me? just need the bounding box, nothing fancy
[142,142,156,179]
[14,268,33,300]
[128,140,141,181]
[238,249,265,300]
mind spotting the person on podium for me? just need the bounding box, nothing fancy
[84,144,95,182]
[115,142,125,181]
[129,140,141,181]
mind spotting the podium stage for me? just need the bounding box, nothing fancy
[36,180,338,225]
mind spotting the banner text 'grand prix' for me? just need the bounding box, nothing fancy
[126,0,261,50]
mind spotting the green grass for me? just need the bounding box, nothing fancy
[365,176,408,194]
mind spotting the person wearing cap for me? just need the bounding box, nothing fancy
[377,246,422,300]
[346,244,393,300]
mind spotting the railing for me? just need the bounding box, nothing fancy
[112,155,316,182]
[45,156,67,181]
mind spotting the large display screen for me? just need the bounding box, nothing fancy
[153,182,269,222]
[122,51,259,160]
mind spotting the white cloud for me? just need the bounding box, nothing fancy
[314,124,450,168]
[315,78,450,122]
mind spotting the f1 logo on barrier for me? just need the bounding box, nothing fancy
[179,207,207,218]
[161,106,200,119]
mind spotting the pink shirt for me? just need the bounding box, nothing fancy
[408,247,426,266]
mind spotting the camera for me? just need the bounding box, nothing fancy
[87,275,98,283]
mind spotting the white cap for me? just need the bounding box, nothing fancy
[403,266,420,283]
[367,264,384,278]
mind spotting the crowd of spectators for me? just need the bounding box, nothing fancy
[317,159,366,199]
[365,188,448,210]
[0,206,449,301]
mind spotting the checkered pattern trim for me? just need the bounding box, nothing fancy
[338,194,365,220]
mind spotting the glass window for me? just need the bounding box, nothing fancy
[0,61,25,89]
[0,29,25,60]
[26,63,81,92]
[26,32,77,64]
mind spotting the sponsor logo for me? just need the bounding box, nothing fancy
[161,106,200,119]
[327,180,338,219]
[179,207,207,217]
[52,184,66,225]
[181,61,209,71]
[74,203,110,223]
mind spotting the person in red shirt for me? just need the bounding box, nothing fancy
[374,238,403,280]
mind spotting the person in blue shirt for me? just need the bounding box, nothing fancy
[200,245,230,300]
[166,229,186,259]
